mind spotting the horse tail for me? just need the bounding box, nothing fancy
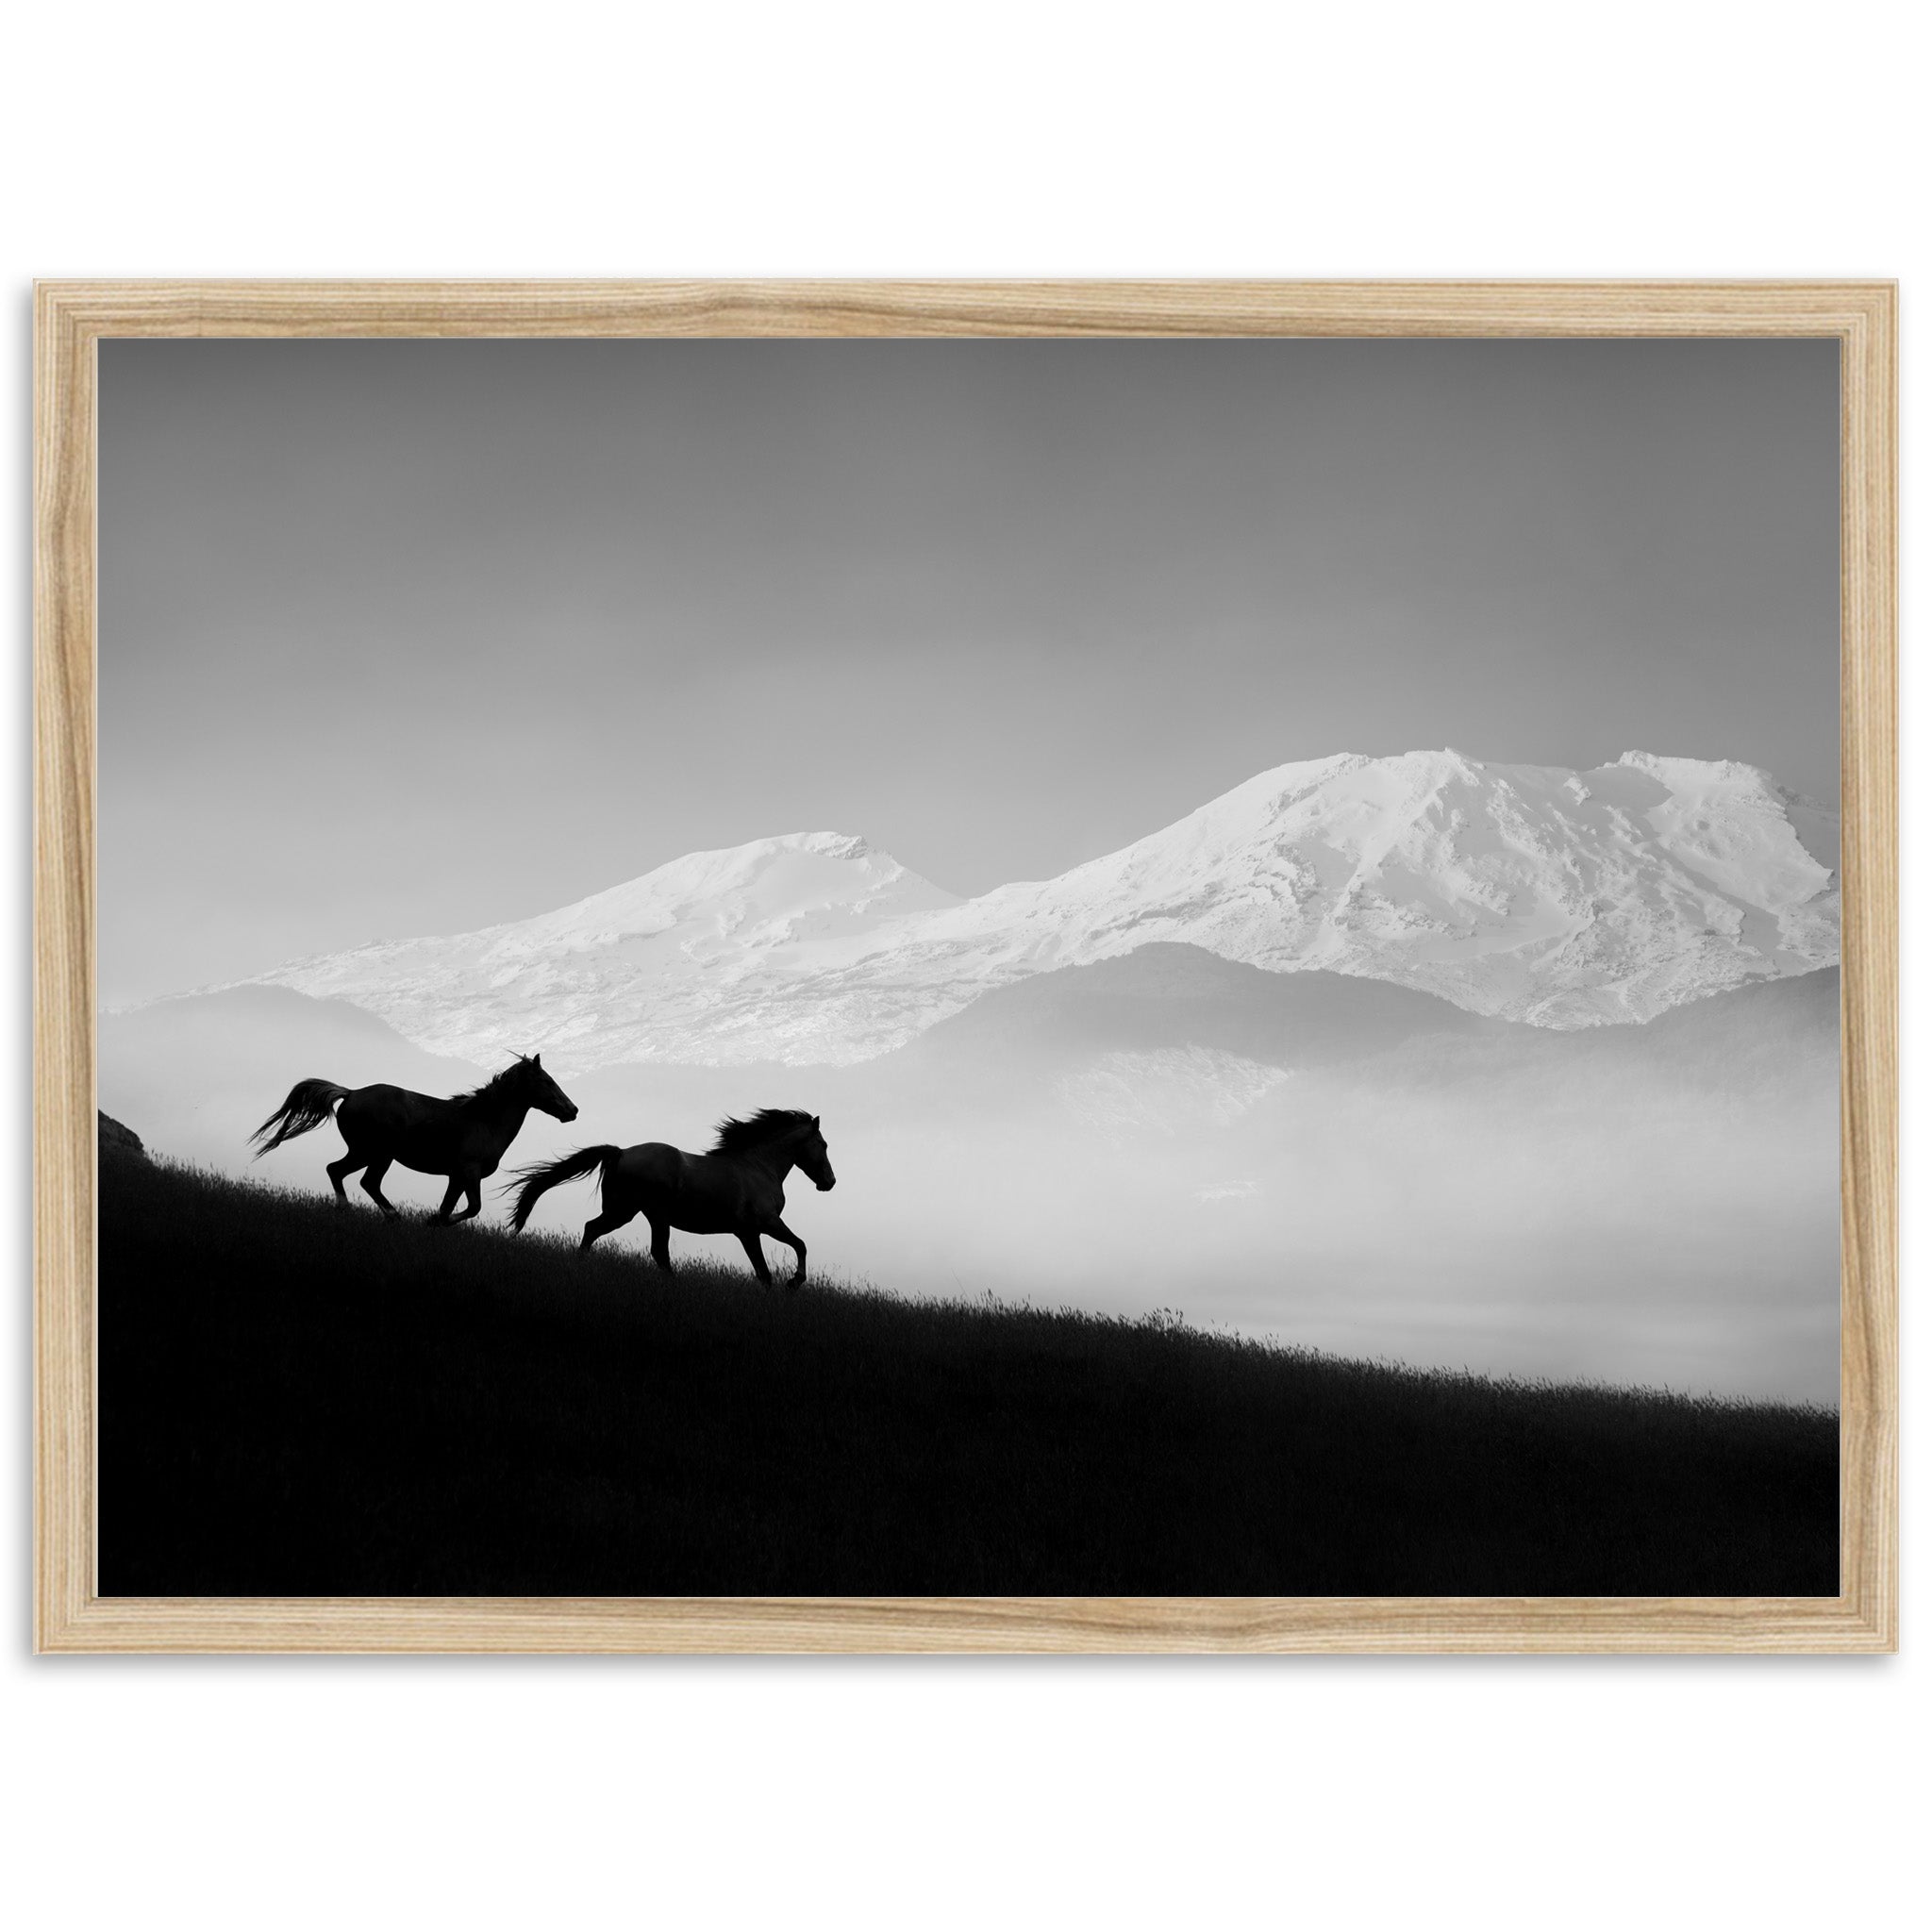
[249,1078,352,1157]
[504,1145,624,1233]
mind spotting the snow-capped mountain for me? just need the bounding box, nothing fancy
[220,749,1840,1068]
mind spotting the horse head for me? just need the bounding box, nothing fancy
[517,1054,579,1124]
[796,1114,836,1192]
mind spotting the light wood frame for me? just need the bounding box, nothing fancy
[35,281,1898,1654]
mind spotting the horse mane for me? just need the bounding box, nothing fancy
[452,1058,534,1108]
[708,1108,814,1156]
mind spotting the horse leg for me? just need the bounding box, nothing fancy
[436,1170,485,1225]
[762,1215,808,1290]
[325,1151,367,1207]
[736,1228,774,1288]
[648,1220,675,1274]
[360,1158,401,1217]
[579,1207,635,1250]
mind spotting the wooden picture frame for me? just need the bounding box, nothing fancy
[34,280,1898,1654]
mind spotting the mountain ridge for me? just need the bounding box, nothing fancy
[201,748,1839,1071]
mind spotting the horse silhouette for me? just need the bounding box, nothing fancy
[249,1055,579,1224]
[506,1108,836,1289]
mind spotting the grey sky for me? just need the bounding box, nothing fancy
[100,336,1840,1005]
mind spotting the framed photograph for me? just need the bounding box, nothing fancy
[35,281,1896,1653]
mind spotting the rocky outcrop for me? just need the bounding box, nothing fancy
[99,1112,148,1163]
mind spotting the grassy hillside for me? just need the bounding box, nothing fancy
[99,1149,1839,1597]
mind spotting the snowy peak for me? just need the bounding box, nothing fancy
[919,747,1836,1024]
[226,750,1840,1068]
[1607,750,1839,888]
[241,827,966,1067]
[514,830,961,952]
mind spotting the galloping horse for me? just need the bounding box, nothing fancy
[249,1055,579,1224]
[507,1108,836,1289]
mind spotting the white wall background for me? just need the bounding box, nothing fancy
[3,4,1922,1925]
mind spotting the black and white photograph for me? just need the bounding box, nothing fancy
[95,334,1842,1597]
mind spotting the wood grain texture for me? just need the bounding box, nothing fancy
[23,278,1903,341]
[33,281,1899,1654]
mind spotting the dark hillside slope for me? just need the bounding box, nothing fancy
[1361,964,1839,1102]
[886,944,1837,1097]
[99,1154,1838,1597]
[890,944,1512,1084]
[1630,964,1839,1086]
